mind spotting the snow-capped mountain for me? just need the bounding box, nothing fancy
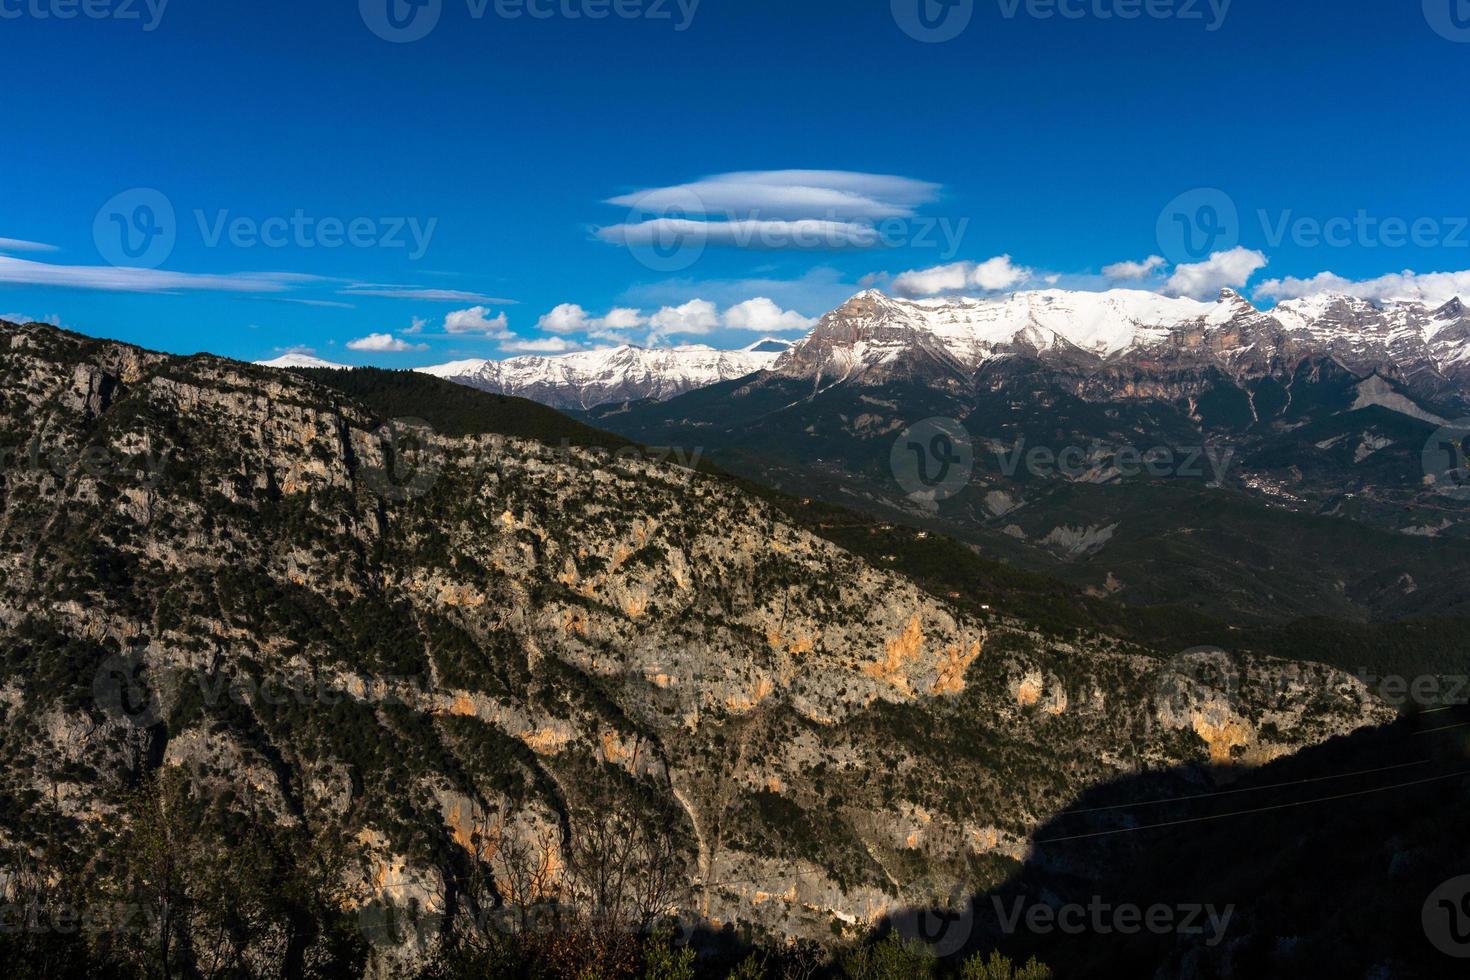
[775,287,1470,398]
[254,352,351,370]
[416,339,792,410]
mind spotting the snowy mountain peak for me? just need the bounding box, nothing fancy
[254,353,350,370]
[415,341,786,410]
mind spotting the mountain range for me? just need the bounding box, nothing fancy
[546,288,1470,630]
[410,338,792,410]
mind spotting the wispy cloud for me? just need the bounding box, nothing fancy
[598,218,887,251]
[0,255,319,293]
[341,285,517,304]
[608,170,939,221]
[600,169,942,253]
[276,298,356,309]
[0,237,60,253]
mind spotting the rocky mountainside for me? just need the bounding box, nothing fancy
[415,339,792,410]
[0,318,1395,974]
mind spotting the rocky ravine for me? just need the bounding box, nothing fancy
[0,320,1391,968]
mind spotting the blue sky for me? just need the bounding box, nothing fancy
[2,0,1469,365]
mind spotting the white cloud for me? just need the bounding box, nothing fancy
[601,307,644,330]
[721,297,816,334]
[0,255,318,293]
[444,305,510,335]
[972,255,1031,291]
[1254,268,1470,307]
[1102,255,1167,280]
[647,299,720,339]
[1163,247,1269,299]
[346,332,428,352]
[0,237,59,253]
[501,336,582,355]
[530,297,813,348]
[536,304,648,335]
[608,170,938,221]
[537,303,594,334]
[890,255,1033,297]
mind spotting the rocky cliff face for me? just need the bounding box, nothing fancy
[0,320,1392,968]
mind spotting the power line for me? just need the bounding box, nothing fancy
[1034,769,1470,844]
[1054,758,1430,815]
